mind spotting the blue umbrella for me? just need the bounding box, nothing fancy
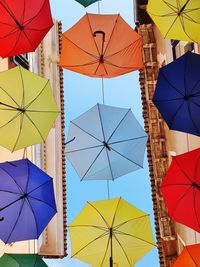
[153,51,200,136]
[0,159,57,244]
[66,104,147,181]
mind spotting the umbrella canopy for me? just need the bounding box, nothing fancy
[0,158,57,244]
[75,0,99,7]
[161,148,200,233]
[153,51,200,136]
[66,103,147,180]
[0,66,59,152]
[69,198,156,267]
[0,253,48,267]
[173,244,200,267]
[0,0,53,58]
[147,0,200,42]
[59,13,143,78]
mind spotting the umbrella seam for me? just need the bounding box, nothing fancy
[113,214,150,230]
[109,135,147,145]
[87,201,110,228]
[173,157,193,183]
[12,112,25,152]
[66,144,104,154]
[111,198,121,228]
[185,245,198,267]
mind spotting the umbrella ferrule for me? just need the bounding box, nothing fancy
[99,54,104,63]
[103,141,111,151]
[16,107,25,112]
[178,0,190,15]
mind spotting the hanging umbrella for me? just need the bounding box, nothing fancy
[153,51,200,137]
[75,0,99,7]
[0,253,48,267]
[0,0,53,58]
[0,66,59,152]
[66,103,147,180]
[173,244,200,267]
[147,0,200,42]
[0,158,57,244]
[59,13,143,78]
[161,148,200,233]
[69,197,156,267]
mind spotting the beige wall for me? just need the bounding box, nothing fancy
[153,26,200,251]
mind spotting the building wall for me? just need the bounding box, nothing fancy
[135,0,200,265]
[0,21,67,258]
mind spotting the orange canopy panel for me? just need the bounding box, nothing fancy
[59,13,143,78]
[173,244,200,267]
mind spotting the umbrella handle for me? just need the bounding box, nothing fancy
[0,217,4,221]
[65,137,76,145]
[93,31,105,60]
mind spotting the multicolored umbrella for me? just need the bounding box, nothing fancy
[0,253,48,267]
[75,0,99,7]
[153,51,200,137]
[69,198,156,267]
[147,0,200,42]
[0,158,57,244]
[59,13,143,78]
[173,244,200,267]
[0,66,59,152]
[0,0,53,58]
[161,148,200,233]
[66,104,147,180]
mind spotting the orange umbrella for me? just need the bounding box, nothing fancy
[173,244,200,266]
[59,13,143,78]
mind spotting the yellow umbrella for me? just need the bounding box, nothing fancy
[0,66,58,152]
[147,0,200,42]
[69,198,156,267]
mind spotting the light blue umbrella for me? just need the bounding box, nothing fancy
[66,104,147,181]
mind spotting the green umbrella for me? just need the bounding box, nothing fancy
[0,254,48,267]
[75,0,99,7]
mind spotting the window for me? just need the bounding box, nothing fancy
[171,40,181,60]
[12,53,29,70]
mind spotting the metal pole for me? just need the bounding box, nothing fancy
[109,228,113,267]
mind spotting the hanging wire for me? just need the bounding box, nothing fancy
[98,0,100,14]
[22,147,27,159]
[102,77,105,104]
[107,180,110,199]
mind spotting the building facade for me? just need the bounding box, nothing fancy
[0,20,67,258]
[134,1,200,266]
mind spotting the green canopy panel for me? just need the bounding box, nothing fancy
[75,0,99,7]
[0,254,48,267]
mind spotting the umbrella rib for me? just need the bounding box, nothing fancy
[100,233,111,267]
[5,198,26,243]
[23,0,49,25]
[185,244,199,267]
[24,80,49,110]
[0,0,23,27]
[109,136,147,145]
[191,80,200,95]
[104,60,141,70]
[87,201,110,228]
[69,224,108,231]
[112,233,132,267]
[193,155,200,183]
[12,113,24,152]
[86,13,101,57]
[162,0,177,12]
[81,147,105,180]
[24,197,39,238]
[173,157,193,183]
[19,67,25,109]
[71,121,103,143]
[187,102,200,135]
[60,59,99,68]
[182,11,200,24]
[161,183,191,189]
[66,144,104,154]
[103,14,120,57]
[4,29,22,58]
[170,186,193,219]
[24,110,58,113]
[21,29,35,51]
[62,34,99,60]
[0,27,19,39]
[169,102,184,129]
[71,231,108,258]
[107,109,131,143]
[110,147,143,168]
[104,39,142,59]
[114,230,156,247]
[0,111,21,129]
[193,188,200,232]
[113,214,150,230]
[159,70,184,96]
[153,97,184,103]
[105,147,115,180]
[0,86,20,108]
[24,112,45,142]
[178,13,196,42]
[27,195,57,212]
[111,198,121,227]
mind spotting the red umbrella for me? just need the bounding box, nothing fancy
[0,0,53,58]
[161,148,200,232]
[173,244,200,267]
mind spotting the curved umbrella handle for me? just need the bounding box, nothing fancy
[0,217,4,221]
[93,31,106,59]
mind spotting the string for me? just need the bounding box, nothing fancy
[98,0,100,14]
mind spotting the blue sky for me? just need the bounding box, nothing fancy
[46,0,159,266]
